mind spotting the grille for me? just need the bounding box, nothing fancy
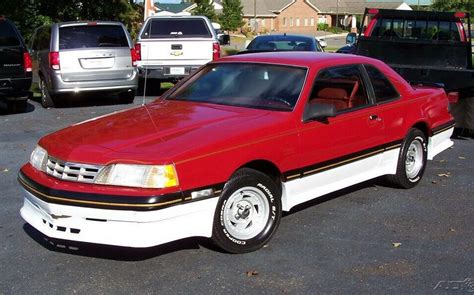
[46,157,103,184]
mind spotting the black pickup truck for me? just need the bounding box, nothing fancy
[0,17,32,113]
[345,9,474,133]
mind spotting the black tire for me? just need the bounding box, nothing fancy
[39,77,55,108]
[212,168,282,254]
[7,99,27,113]
[145,79,161,96]
[386,128,427,189]
[119,90,135,104]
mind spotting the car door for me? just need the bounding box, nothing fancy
[285,64,387,208]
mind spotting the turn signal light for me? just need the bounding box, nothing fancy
[49,51,60,70]
[212,42,221,60]
[23,52,32,72]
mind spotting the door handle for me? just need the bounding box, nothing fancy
[369,114,381,121]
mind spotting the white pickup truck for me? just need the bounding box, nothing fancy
[135,15,221,91]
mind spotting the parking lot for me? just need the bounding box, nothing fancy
[0,96,473,294]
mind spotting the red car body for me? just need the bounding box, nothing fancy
[19,53,455,250]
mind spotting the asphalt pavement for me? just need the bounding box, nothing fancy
[0,96,472,294]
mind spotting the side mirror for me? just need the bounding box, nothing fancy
[218,34,230,45]
[303,102,336,122]
[346,32,357,45]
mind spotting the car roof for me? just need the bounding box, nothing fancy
[219,52,378,68]
[57,21,124,27]
[252,34,313,41]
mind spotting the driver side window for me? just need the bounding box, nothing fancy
[309,65,369,113]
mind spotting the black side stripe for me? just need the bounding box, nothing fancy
[283,140,403,181]
[432,120,456,135]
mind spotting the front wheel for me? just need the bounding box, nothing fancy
[386,128,427,189]
[212,168,282,253]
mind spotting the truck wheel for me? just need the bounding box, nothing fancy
[39,77,55,108]
[212,168,282,254]
[386,128,427,189]
[119,90,135,104]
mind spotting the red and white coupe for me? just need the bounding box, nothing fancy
[19,53,455,253]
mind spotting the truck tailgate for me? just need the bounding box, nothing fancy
[139,39,213,66]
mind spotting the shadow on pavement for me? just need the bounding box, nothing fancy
[0,101,36,115]
[23,223,217,261]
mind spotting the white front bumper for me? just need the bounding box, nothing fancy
[20,189,218,248]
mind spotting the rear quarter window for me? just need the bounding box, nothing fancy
[365,65,399,103]
[141,19,212,39]
[0,21,20,46]
[59,25,129,50]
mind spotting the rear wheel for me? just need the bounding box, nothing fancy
[119,90,135,104]
[39,77,55,108]
[212,168,282,253]
[386,128,427,188]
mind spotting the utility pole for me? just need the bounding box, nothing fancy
[253,0,257,33]
[335,0,339,28]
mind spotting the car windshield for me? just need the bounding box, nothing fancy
[59,25,129,49]
[167,63,307,111]
[247,36,318,52]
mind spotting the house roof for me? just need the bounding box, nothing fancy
[315,1,410,14]
[241,0,320,16]
[241,0,410,16]
[155,2,194,14]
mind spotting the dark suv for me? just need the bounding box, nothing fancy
[0,17,32,112]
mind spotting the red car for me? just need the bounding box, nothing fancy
[19,53,455,253]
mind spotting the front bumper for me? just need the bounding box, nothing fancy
[20,188,218,248]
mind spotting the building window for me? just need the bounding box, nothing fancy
[296,18,300,27]
[304,18,308,26]
[283,17,287,27]
[290,17,293,27]
[271,18,274,30]
[262,19,265,27]
[311,18,315,26]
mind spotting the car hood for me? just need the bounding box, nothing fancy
[39,100,277,164]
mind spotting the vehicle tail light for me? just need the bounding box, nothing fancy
[367,9,379,15]
[454,12,466,18]
[23,52,32,72]
[447,92,459,104]
[133,43,141,66]
[212,42,221,60]
[49,51,60,70]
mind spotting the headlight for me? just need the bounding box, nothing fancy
[95,164,179,189]
[30,145,48,171]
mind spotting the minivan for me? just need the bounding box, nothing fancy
[30,21,138,107]
[0,17,32,112]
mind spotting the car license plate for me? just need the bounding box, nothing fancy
[170,67,185,75]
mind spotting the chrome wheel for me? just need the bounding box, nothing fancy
[405,139,423,179]
[222,186,270,240]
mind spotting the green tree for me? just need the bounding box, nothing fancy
[432,0,474,17]
[219,0,244,31]
[0,0,142,42]
[192,0,217,22]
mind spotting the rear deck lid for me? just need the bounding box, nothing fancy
[139,18,215,65]
[58,24,134,82]
[0,20,25,79]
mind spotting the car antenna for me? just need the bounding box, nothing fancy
[141,20,153,106]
